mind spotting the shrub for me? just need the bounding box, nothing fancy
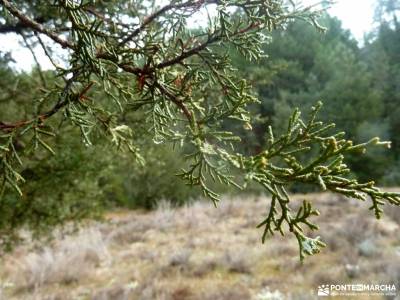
[357,239,379,258]
[102,145,198,209]
[221,249,253,274]
[168,248,192,268]
[8,228,109,289]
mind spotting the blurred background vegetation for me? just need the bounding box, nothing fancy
[0,1,399,244]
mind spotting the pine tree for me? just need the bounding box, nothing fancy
[0,0,399,259]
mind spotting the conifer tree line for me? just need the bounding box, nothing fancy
[0,0,399,258]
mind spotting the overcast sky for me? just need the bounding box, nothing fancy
[0,0,378,71]
[324,0,376,41]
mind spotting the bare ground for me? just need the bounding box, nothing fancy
[1,191,399,300]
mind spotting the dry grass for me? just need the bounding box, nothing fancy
[221,249,253,274]
[4,228,110,292]
[384,204,400,226]
[0,192,399,300]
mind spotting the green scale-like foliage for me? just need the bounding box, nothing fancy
[0,0,399,259]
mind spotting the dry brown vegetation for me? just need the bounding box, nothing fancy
[0,192,399,300]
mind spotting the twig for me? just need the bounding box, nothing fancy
[154,81,193,122]
[35,32,64,71]
[118,0,207,47]
[0,74,94,132]
[0,0,74,49]
[20,32,47,87]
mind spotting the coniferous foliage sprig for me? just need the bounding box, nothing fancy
[0,0,399,257]
[236,102,399,260]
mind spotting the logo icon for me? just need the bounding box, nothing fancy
[318,285,330,297]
